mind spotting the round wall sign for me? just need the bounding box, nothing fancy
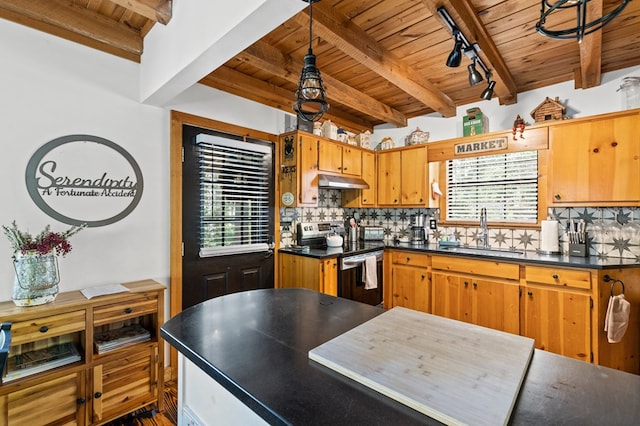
[25,134,144,227]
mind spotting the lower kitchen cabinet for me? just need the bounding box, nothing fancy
[432,273,520,334]
[0,279,165,426]
[279,252,338,296]
[385,251,430,312]
[521,285,591,362]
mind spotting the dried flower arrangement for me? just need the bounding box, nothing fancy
[2,221,87,258]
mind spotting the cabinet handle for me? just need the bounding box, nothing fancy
[77,397,86,405]
[554,194,561,200]
[552,274,559,280]
[343,167,347,171]
[39,326,49,333]
[464,281,469,287]
[528,291,533,296]
[363,199,367,202]
[94,392,103,399]
[593,148,599,153]
[421,275,426,280]
[124,307,133,314]
[611,141,618,147]
[473,282,478,288]
[406,257,411,262]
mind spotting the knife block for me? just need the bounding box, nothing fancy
[569,242,589,257]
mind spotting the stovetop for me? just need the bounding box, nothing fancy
[283,241,386,259]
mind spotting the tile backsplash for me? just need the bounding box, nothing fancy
[280,189,640,260]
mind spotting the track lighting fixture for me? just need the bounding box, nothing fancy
[468,58,483,86]
[536,0,631,43]
[480,80,496,101]
[446,34,463,68]
[437,6,495,100]
[293,0,329,122]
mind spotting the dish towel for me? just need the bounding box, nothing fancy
[362,256,378,290]
[604,294,631,343]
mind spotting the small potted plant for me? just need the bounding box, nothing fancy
[2,221,86,306]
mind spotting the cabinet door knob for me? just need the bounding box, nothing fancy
[473,283,478,288]
[593,148,599,153]
[124,307,133,314]
[406,257,411,262]
[464,281,469,287]
[39,326,49,333]
[421,275,426,280]
[528,291,533,296]
[94,392,103,399]
[77,397,86,405]
[552,274,559,280]
[611,141,618,147]
[554,194,561,200]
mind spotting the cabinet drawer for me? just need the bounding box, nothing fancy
[390,251,429,267]
[431,256,519,280]
[10,310,86,346]
[525,266,591,289]
[93,295,158,326]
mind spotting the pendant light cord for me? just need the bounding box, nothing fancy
[308,1,313,53]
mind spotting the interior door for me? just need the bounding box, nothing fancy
[181,124,275,310]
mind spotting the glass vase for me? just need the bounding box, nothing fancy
[12,252,60,306]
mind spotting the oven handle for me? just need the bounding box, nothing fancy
[341,252,383,270]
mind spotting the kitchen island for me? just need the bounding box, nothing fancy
[161,288,640,425]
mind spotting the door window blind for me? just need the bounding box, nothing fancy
[446,151,538,223]
[195,133,272,257]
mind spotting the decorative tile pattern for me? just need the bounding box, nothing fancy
[280,193,639,259]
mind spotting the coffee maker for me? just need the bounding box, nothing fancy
[410,214,426,244]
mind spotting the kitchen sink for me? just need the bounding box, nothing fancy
[439,246,525,258]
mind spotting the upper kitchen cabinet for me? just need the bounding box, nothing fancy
[279,132,319,207]
[318,139,362,177]
[343,150,376,208]
[378,145,428,206]
[548,110,640,206]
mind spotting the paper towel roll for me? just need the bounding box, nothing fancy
[540,220,559,253]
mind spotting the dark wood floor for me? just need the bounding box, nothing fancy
[104,381,177,426]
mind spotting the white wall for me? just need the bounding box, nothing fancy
[373,66,640,146]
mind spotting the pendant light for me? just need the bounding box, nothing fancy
[536,0,631,43]
[292,0,329,122]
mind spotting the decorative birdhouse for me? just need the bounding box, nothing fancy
[530,96,566,122]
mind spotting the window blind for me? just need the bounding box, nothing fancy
[195,133,272,257]
[446,151,538,223]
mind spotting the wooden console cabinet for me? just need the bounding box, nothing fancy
[0,279,165,425]
[279,253,338,296]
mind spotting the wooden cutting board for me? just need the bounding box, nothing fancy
[309,307,534,426]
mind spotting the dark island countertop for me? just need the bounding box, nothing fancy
[161,288,640,425]
[280,241,640,269]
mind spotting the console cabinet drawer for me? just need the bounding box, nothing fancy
[390,251,429,267]
[93,295,158,327]
[10,310,86,345]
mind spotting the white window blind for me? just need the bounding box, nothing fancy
[195,134,272,257]
[446,151,538,223]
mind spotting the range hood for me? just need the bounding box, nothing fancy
[318,174,370,190]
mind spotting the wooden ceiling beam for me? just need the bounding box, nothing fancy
[299,2,457,118]
[239,40,408,127]
[200,66,374,133]
[0,0,142,57]
[423,0,518,105]
[109,0,172,25]
[576,0,602,88]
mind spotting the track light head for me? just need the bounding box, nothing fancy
[446,37,463,68]
[480,80,496,100]
[467,59,484,86]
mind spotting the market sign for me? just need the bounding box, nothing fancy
[26,135,144,227]
[454,137,508,155]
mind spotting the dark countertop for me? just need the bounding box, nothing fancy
[161,288,640,425]
[280,241,640,269]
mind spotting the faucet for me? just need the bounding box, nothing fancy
[479,207,489,248]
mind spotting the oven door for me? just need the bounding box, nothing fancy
[339,250,383,306]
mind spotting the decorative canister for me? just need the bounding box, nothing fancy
[617,77,640,109]
[356,130,372,149]
[12,252,60,306]
[405,127,429,145]
[321,120,338,140]
[313,122,322,136]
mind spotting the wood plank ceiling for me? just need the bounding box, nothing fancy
[2,0,639,132]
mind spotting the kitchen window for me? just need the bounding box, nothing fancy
[195,133,273,257]
[446,150,538,223]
